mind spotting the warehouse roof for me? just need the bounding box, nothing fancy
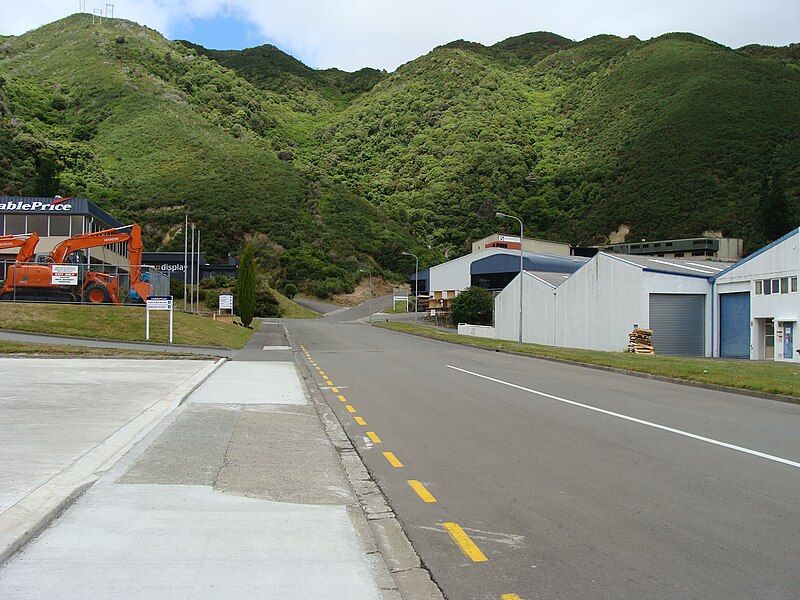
[606,253,732,278]
[525,270,573,286]
[470,251,588,275]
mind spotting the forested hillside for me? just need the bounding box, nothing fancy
[1,14,798,294]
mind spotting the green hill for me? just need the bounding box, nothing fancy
[1,14,798,286]
[0,15,411,297]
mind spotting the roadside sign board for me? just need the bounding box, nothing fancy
[145,295,174,343]
[219,294,233,310]
[51,264,78,285]
[146,296,173,311]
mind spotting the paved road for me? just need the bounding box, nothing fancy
[287,320,800,600]
[292,296,341,315]
[322,294,393,322]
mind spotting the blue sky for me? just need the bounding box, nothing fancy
[4,1,800,71]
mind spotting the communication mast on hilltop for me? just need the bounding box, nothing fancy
[91,8,102,23]
[104,3,114,18]
[78,0,86,13]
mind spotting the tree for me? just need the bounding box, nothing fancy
[236,244,257,327]
[254,283,280,317]
[450,286,494,326]
[759,171,788,241]
[283,283,298,299]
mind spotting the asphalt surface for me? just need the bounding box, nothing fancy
[321,294,394,322]
[287,319,800,600]
[292,296,342,315]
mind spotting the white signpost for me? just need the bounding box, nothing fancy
[218,294,233,315]
[393,294,409,312]
[146,295,174,343]
[51,265,78,285]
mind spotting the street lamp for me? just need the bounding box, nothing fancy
[357,268,373,323]
[496,211,524,342]
[401,251,419,322]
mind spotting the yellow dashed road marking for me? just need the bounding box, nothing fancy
[442,522,487,562]
[383,451,403,468]
[407,480,437,503]
[325,379,334,386]
[501,595,523,600]
[366,431,382,444]
[337,395,347,402]
[346,405,357,413]
[354,417,366,426]
[331,387,339,393]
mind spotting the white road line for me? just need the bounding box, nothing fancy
[446,365,800,470]
[262,346,291,350]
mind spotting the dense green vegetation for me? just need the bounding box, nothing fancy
[451,286,494,325]
[1,14,798,294]
[376,322,800,399]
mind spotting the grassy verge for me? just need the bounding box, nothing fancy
[0,340,204,358]
[269,287,320,319]
[375,322,800,399]
[0,303,256,348]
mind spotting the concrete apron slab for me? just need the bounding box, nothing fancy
[188,361,305,404]
[0,359,224,566]
[0,483,380,600]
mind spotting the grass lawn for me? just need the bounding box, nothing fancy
[0,340,204,358]
[269,287,320,319]
[375,322,800,399]
[0,303,256,348]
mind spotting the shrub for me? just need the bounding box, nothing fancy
[283,283,297,299]
[236,244,256,327]
[254,283,280,317]
[450,286,494,326]
[169,277,185,299]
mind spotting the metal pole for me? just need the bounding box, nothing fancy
[402,251,420,323]
[183,215,188,312]
[189,222,195,312]
[368,270,373,324]
[196,229,201,313]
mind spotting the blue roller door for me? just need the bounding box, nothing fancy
[720,292,750,358]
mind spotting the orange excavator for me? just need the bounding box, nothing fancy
[0,224,150,304]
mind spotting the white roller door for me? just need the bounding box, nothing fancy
[648,294,705,356]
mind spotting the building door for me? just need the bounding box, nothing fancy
[649,294,706,356]
[719,292,750,358]
[784,322,795,360]
[765,319,775,359]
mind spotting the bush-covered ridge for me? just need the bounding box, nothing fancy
[1,13,798,294]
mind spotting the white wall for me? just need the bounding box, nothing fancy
[457,324,497,338]
[495,272,556,344]
[556,254,646,352]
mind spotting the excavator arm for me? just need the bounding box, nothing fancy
[0,233,40,263]
[48,224,149,302]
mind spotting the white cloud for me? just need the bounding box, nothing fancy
[2,0,798,71]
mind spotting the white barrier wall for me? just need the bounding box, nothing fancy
[495,272,556,344]
[457,324,497,338]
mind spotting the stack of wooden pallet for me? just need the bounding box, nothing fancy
[627,328,655,355]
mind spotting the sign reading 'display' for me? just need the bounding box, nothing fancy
[498,235,521,243]
[51,265,78,285]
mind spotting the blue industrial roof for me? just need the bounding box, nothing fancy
[711,228,800,281]
[470,252,587,275]
[409,268,429,282]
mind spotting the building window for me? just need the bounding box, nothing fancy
[666,242,673,247]
[674,252,684,257]
[755,280,763,294]
[771,279,780,294]
[781,277,789,294]
[5,215,25,234]
[49,215,70,236]
[764,279,772,295]
[26,215,48,235]
[70,216,84,235]
[793,277,798,293]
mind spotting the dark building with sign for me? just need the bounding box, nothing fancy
[142,252,238,281]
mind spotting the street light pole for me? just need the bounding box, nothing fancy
[497,211,524,343]
[402,251,419,322]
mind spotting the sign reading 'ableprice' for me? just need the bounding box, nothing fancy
[146,296,173,311]
[51,264,78,285]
